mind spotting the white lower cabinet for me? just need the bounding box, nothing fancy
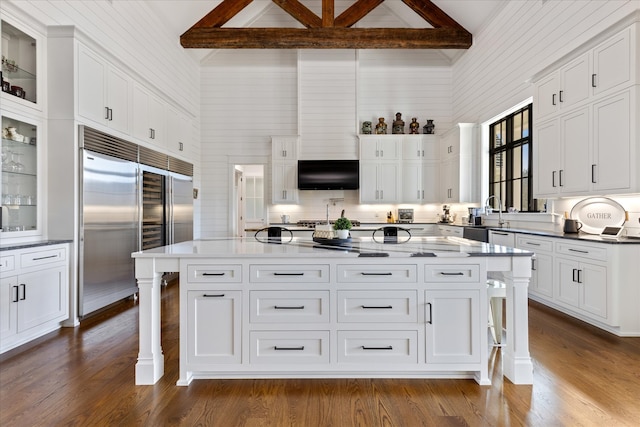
[555,257,608,320]
[186,290,241,365]
[0,244,69,354]
[516,236,554,299]
[180,259,486,382]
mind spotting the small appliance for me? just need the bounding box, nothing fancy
[468,207,482,225]
[398,208,414,223]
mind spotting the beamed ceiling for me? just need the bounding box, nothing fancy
[180,0,472,49]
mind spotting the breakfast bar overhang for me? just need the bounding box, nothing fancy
[132,236,534,386]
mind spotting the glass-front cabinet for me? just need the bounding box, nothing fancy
[1,114,39,234]
[1,19,37,104]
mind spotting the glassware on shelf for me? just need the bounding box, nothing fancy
[14,152,24,172]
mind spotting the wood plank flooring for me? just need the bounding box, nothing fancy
[1,282,639,426]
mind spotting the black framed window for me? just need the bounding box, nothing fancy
[489,104,540,212]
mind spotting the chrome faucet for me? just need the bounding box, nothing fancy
[485,195,505,227]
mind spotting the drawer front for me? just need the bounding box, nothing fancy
[337,330,418,364]
[516,236,553,253]
[186,264,242,283]
[250,331,329,364]
[337,264,417,283]
[250,290,329,323]
[555,242,607,262]
[0,255,16,273]
[250,264,329,283]
[424,264,480,283]
[20,247,66,269]
[337,290,417,323]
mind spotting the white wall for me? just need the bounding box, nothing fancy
[199,4,456,236]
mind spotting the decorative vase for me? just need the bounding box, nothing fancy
[336,229,349,239]
[361,121,372,134]
[423,119,435,134]
[375,117,387,134]
[409,118,420,134]
[392,112,405,134]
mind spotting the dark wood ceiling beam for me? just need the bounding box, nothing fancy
[323,0,334,27]
[335,0,385,28]
[180,27,472,49]
[402,0,469,32]
[272,0,322,28]
[192,0,254,28]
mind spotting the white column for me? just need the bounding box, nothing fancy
[502,256,534,384]
[135,258,164,385]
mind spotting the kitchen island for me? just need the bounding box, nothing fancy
[132,236,534,386]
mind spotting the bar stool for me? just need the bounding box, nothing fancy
[487,279,506,346]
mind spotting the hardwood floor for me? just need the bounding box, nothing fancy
[2,282,639,427]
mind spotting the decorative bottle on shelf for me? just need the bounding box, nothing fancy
[409,118,420,134]
[392,112,405,134]
[423,119,435,134]
[375,117,387,134]
[361,121,372,134]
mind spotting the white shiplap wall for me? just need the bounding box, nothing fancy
[452,0,637,125]
[199,5,457,236]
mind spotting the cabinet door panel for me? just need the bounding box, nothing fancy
[592,91,631,192]
[580,263,607,319]
[560,53,590,109]
[187,291,241,364]
[106,66,131,134]
[532,253,554,299]
[555,258,580,308]
[593,28,632,95]
[559,108,590,194]
[535,119,560,196]
[425,290,480,364]
[78,47,106,125]
[534,73,559,120]
[17,266,67,332]
[0,276,18,342]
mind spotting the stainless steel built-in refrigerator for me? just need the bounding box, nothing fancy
[79,127,193,317]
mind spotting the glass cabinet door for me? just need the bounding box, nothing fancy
[1,20,37,104]
[1,115,38,233]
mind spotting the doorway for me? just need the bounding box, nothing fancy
[233,164,265,237]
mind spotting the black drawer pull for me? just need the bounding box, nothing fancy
[203,272,225,276]
[361,305,393,309]
[526,242,541,246]
[274,346,305,351]
[203,294,225,298]
[360,272,393,276]
[362,346,393,350]
[568,248,589,254]
[274,272,304,276]
[32,255,58,261]
[439,272,464,276]
[274,305,305,310]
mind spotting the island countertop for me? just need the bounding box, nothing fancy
[132,236,533,259]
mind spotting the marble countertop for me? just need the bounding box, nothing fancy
[133,236,532,259]
[0,239,73,252]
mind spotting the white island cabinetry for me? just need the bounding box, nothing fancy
[135,237,535,387]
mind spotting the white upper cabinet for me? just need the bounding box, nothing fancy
[438,124,475,203]
[1,19,42,111]
[359,135,401,160]
[271,136,299,161]
[533,21,640,198]
[132,83,166,149]
[402,135,439,161]
[166,105,192,159]
[592,26,634,96]
[78,45,131,135]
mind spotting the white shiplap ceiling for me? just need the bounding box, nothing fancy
[146,0,506,61]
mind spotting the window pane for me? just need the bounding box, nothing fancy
[495,121,505,148]
[522,177,529,211]
[513,178,522,211]
[256,177,263,197]
[522,111,529,138]
[513,113,522,141]
[522,143,529,177]
[513,145,522,179]
[246,177,255,197]
[494,151,506,181]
